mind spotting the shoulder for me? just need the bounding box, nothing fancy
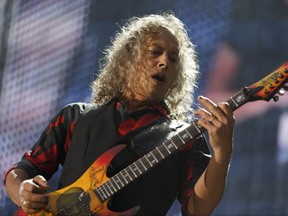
[59,102,99,122]
[169,118,190,132]
[63,102,94,113]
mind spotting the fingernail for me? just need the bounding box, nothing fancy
[198,96,204,100]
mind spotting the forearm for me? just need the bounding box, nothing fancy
[187,154,230,216]
[5,169,30,206]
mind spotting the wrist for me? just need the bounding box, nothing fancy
[212,148,232,165]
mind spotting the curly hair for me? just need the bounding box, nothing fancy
[91,12,199,122]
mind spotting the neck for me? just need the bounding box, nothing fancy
[122,100,148,113]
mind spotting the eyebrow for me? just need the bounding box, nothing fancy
[148,43,179,54]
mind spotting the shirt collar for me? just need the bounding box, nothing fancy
[115,100,170,120]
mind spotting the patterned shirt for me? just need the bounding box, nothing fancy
[5,101,210,214]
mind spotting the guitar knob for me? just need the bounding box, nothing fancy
[273,95,279,102]
[269,84,274,89]
[284,68,288,73]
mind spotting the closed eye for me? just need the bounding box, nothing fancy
[169,55,178,63]
[149,50,162,56]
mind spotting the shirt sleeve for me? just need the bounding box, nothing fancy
[4,103,89,182]
[177,135,211,215]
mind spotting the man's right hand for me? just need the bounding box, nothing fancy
[5,169,50,214]
[19,175,50,214]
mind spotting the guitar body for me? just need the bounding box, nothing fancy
[17,144,140,216]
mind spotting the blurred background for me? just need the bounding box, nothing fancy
[0,0,288,215]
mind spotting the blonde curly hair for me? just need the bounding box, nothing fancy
[91,12,199,122]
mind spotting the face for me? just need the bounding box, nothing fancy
[126,27,179,105]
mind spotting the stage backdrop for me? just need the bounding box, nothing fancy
[1,0,288,215]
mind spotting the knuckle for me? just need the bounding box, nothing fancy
[33,175,43,183]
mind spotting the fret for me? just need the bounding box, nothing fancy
[170,139,178,149]
[107,181,117,192]
[192,122,201,133]
[120,171,129,184]
[178,131,190,143]
[165,141,177,151]
[159,145,169,157]
[139,159,147,171]
[144,155,153,167]
[176,133,185,144]
[163,142,171,154]
[133,161,143,174]
[128,166,137,178]
[229,97,239,108]
[149,152,159,163]
[116,173,124,184]
[112,176,121,189]
[101,185,110,197]
[95,187,106,201]
[115,174,124,187]
[156,146,164,158]
[184,128,193,139]
[104,182,113,194]
[124,169,133,181]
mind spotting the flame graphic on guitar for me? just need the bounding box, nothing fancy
[16,63,288,216]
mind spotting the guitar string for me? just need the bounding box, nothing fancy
[61,66,288,214]
[54,128,199,215]
[63,78,287,214]
[52,153,161,215]
[40,64,288,214]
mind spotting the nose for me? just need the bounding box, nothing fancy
[157,53,169,69]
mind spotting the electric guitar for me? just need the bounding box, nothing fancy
[16,62,288,216]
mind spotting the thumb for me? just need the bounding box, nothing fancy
[32,175,50,191]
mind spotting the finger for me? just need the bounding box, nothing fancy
[194,108,215,124]
[218,102,234,120]
[197,96,219,116]
[198,96,228,121]
[21,198,48,209]
[22,206,43,215]
[22,190,49,203]
[22,180,45,194]
[33,175,50,191]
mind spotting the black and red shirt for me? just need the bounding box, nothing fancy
[5,100,210,215]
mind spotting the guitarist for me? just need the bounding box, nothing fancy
[4,12,235,216]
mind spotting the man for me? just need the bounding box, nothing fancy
[5,13,234,215]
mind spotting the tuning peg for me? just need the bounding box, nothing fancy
[273,95,279,102]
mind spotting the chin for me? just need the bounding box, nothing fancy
[146,96,164,104]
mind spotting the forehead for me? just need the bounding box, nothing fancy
[144,27,179,49]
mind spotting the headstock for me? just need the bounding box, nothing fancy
[246,63,288,102]
[227,63,288,112]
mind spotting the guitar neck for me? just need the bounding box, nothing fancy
[93,87,254,202]
[226,86,256,111]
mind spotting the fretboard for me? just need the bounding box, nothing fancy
[94,87,253,202]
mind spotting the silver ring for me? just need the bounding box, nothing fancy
[210,116,215,123]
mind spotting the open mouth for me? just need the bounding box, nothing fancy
[152,74,165,83]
